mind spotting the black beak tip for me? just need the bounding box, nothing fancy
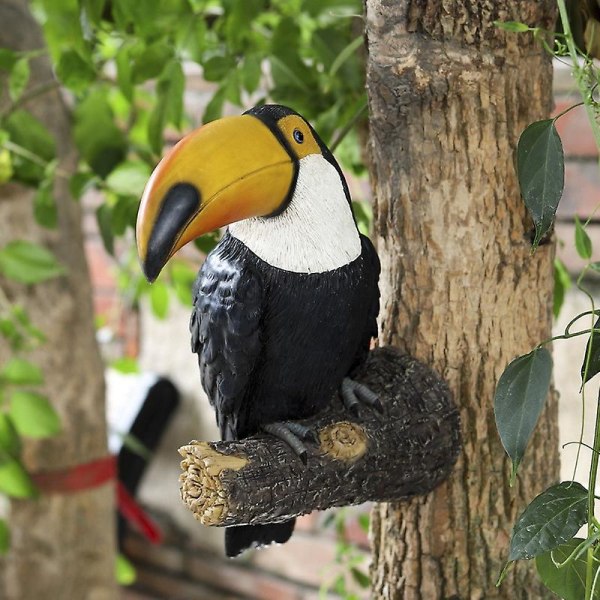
[141,257,162,283]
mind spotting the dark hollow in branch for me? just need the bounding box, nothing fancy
[179,347,461,527]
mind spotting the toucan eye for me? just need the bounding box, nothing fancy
[293,129,304,144]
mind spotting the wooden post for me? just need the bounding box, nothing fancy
[179,347,460,526]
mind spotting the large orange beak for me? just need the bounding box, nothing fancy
[136,115,295,281]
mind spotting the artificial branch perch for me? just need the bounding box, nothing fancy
[179,347,461,527]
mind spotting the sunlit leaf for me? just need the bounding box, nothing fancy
[494,21,531,33]
[0,519,10,554]
[115,553,136,585]
[553,258,571,318]
[509,482,587,561]
[9,391,61,438]
[150,281,169,319]
[0,414,21,458]
[56,50,95,93]
[74,89,126,178]
[0,241,65,284]
[494,347,552,481]
[106,161,150,197]
[0,357,43,385]
[111,357,140,374]
[4,110,55,184]
[0,453,38,498]
[9,58,30,102]
[517,120,564,250]
[575,216,593,260]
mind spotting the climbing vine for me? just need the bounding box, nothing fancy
[495,3,600,598]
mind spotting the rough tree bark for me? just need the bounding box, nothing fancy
[365,2,559,599]
[0,1,116,598]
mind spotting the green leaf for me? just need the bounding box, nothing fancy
[193,231,221,254]
[0,454,38,498]
[494,347,552,480]
[0,147,13,184]
[241,54,262,93]
[56,50,95,93]
[33,182,58,229]
[69,171,94,200]
[171,260,196,306]
[202,85,226,123]
[132,42,172,83]
[352,201,372,236]
[0,414,22,458]
[536,538,600,600]
[575,216,593,260]
[581,315,600,385]
[95,204,115,256]
[350,567,370,589]
[0,519,10,554]
[509,482,588,561]
[9,391,61,438]
[161,61,185,129]
[150,281,169,319]
[115,44,134,102]
[202,55,236,82]
[4,111,56,185]
[494,20,531,33]
[358,513,370,533]
[73,89,126,178]
[111,357,140,374]
[9,58,30,102]
[553,258,571,318]
[0,358,43,385]
[0,49,17,71]
[115,553,136,585]
[0,241,65,284]
[517,120,564,249]
[106,161,151,197]
[330,35,363,78]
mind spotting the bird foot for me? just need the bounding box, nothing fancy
[341,377,384,416]
[262,421,317,464]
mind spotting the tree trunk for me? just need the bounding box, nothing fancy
[365,2,559,599]
[0,1,116,598]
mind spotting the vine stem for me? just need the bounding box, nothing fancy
[556,1,600,595]
[557,0,600,150]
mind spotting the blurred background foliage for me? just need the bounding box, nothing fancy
[1,0,368,317]
[0,0,369,569]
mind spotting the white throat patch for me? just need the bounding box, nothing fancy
[229,154,361,274]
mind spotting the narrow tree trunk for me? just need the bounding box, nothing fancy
[0,1,116,598]
[365,2,559,598]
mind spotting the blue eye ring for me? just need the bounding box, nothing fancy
[293,129,304,144]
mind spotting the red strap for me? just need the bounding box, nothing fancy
[31,455,162,544]
[117,481,163,544]
[31,455,117,493]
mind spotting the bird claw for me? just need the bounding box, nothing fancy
[262,421,317,463]
[341,378,384,415]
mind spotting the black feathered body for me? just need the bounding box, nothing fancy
[190,231,379,441]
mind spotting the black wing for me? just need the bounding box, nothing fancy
[190,245,264,441]
[351,234,381,372]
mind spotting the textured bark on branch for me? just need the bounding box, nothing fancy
[179,347,460,526]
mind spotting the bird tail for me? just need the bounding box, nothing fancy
[225,519,295,558]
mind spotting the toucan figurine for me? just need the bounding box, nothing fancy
[136,105,381,557]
